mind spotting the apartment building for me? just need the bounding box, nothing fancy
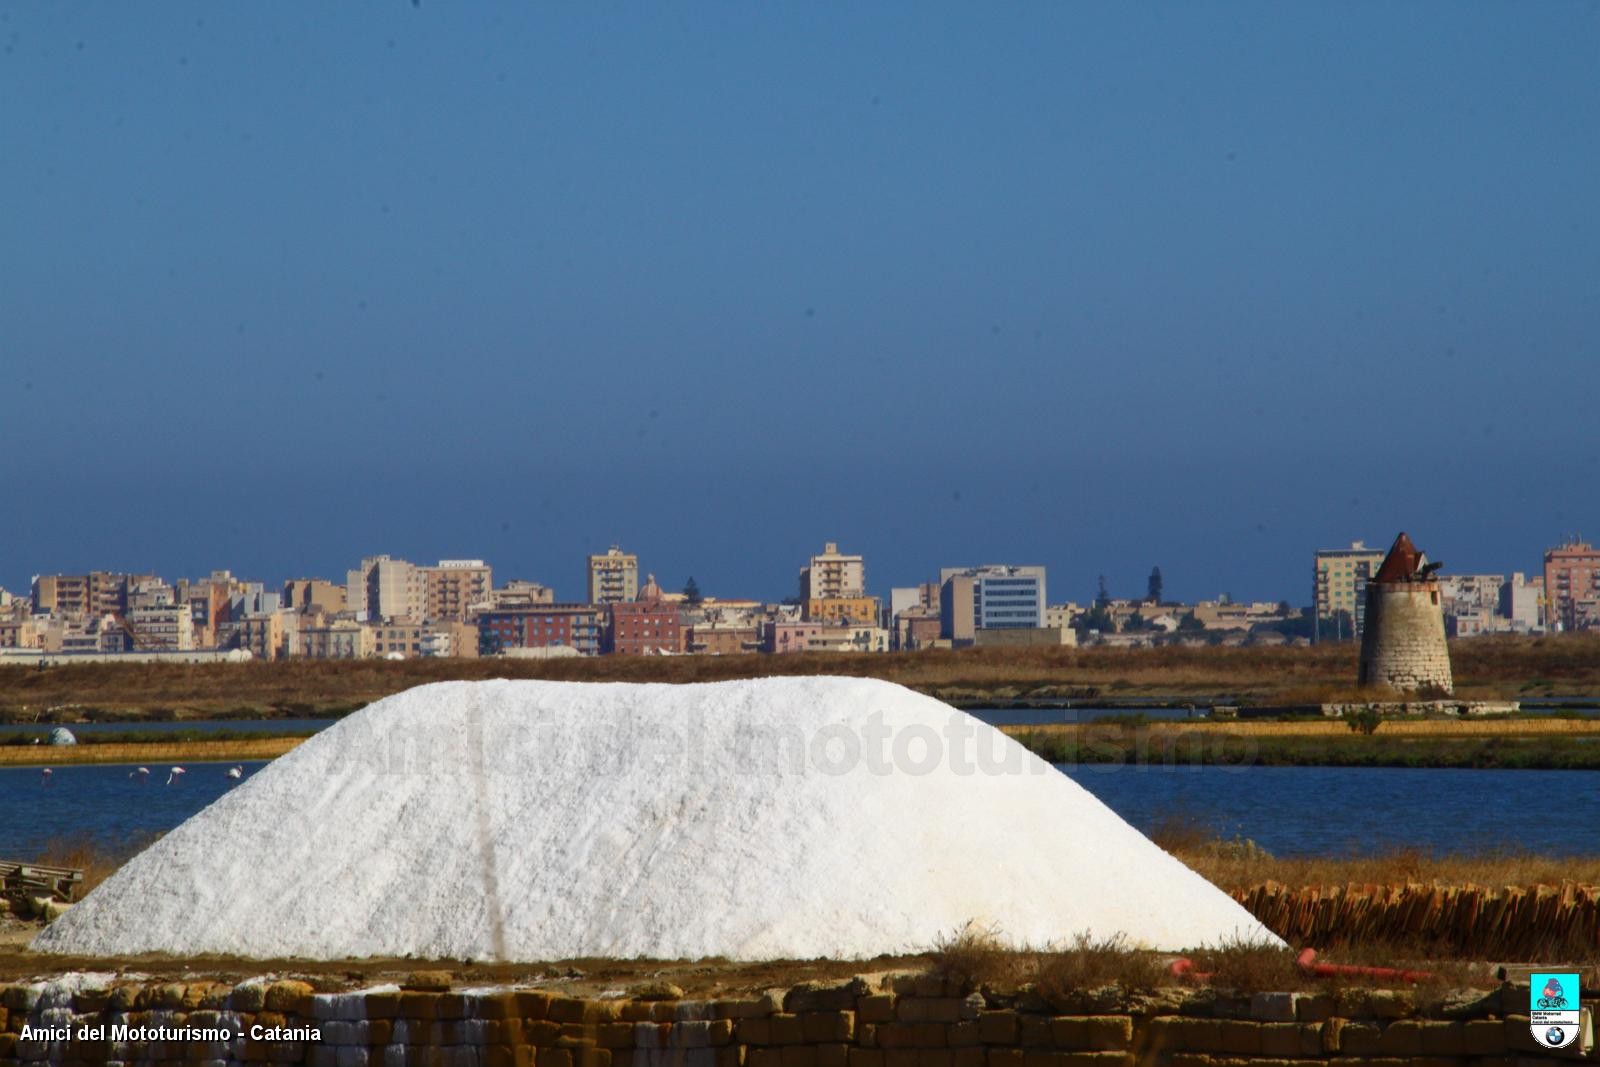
[685,624,760,655]
[372,620,479,658]
[799,541,865,601]
[492,580,555,609]
[421,560,493,622]
[1313,540,1385,639]
[301,620,374,660]
[283,578,344,615]
[1544,541,1600,631]
[587,545,639,605]
[805,595,881,624]
[346,555,425,623]
[31,572,148,619]
[478,606,602,656]
[126,604,196,651]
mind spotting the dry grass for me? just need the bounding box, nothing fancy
[1148,815,1600,891]
[1007,718,1600,740]
[1033,934,1169,998]
[4,632,1599,717]
[925,922,1031,993]
[26,834,151,897]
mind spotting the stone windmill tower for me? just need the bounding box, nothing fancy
[1358,532,1453,694]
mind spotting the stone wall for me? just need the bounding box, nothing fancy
[1359,583,1454,694]
[0,974,1591,1067]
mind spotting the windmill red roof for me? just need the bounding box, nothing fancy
[1372,531,1431,583]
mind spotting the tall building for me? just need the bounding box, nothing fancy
[421,560,493,622]
[30,572,146,619]
[1543,540,1600,632]
[1313,540,1385,640]
[346,555,425,623]
[939,565,1047,646]
[587,545,639,605]
[283,578,344,616]
[799,541,865,601]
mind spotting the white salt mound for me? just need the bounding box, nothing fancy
[34,677,1280,960]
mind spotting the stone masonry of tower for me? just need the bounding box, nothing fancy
[1358,532,1454,695]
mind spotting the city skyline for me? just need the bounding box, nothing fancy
[3,5,1596,603]
[4,530,1588,616]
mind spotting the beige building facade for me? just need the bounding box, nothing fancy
[587,546,639,604]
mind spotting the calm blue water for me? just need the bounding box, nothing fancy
[1059,763,1600,856]
[3,762,270,858]
[5,759,1596,860]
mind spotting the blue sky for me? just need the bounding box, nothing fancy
[3,3,1596,604]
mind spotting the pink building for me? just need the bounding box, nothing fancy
[763,620,828,654]
[1544,541,1600,631]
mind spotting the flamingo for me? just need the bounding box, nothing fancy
[226,766,243,780]
[129,766,150,781]
[166,766,186,785]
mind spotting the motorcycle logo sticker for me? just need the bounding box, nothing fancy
[1530,972,1580,1049]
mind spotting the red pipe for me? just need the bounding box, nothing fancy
[1167,950,1434,984]
[1296,948,1434,983]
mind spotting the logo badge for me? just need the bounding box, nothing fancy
[1530,972,1580,1049]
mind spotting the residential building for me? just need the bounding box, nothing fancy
[763,620,829,654]
[421,560,493,622]
[492,580,556,609]
[605,575,682,655]
[1188,600,1292,632]
[283,578,344,616]
[1438,574,1506,638]
[371,620,480,659]
[806,595,881,624]
[31,572,148,620]
[1544,540,1600,632]
[799,541,865,601]
[587,545,639,605]
[126,603,195,651]
[939,565,1047,646]
[478,606,602,656]
[807,625,889,653]
[346,555,425,623]
[1502,572,1544,633]
[0,618,47,649]
[1313,540,1385,640]
[896,613,944,651]
[301,620,374,660]
[238,612,291,661]
[685,624,760,655]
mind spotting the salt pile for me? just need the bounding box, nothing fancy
[34,677,1279,960]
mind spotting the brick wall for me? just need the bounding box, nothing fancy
[0,974,1590,1067]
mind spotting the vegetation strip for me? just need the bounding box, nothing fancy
[1004,724,1600,769]
[3,634,1600,722]
[0,738,302,766]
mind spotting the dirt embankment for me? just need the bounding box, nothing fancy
[3,634,1599,721]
